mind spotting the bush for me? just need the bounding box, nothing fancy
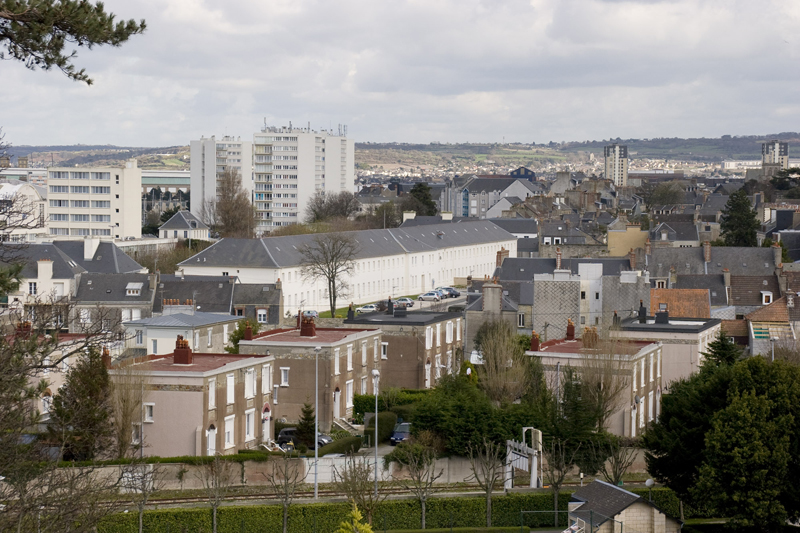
[318,436,362,456]
[354,389,431,417]
[366,411,397,444]
[391,403,417,422]
[275,421,295,436]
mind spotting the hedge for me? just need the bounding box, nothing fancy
[354,389,431,417]
[365,411,398,444]
[99,492,573,533]
[318,436,362,456]
[628,487,707,519]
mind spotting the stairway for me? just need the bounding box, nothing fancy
[332,418,359,435]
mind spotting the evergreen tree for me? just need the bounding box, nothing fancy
[295,402,316,448]
[400,183,438,216]
[0,1,146,84]
[335,503,373,533]
[225,319,261,354]
[700,330,741,368]
[48,348,114,461]
[720,189,759,247]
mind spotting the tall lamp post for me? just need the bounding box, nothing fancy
[314,346,321,499]
[371,368,380,497]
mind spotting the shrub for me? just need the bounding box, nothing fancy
[354,389,431,417]
[365,411,397,444]
[275,421,296,436]
[391,403,416,422]
[330,428,352,441]
[318,436,362,456]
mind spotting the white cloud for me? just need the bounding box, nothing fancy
[1,0,799,146]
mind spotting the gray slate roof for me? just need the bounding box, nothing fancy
[651,222,699,242]
[646,247,778,277]
[465,294,518,312]
[76,273,154,303]
[344,310,462,326]
[153,275,235,314]
[159,210,209,231]
[232,283,282,308]
[124,311,238,328]
[52,241,144,273]
[179,220,515,269]
[463,177,518,193]
[570,480,643,525]
[14,244,86,280]
[471,280,534,306]
[486,218,538,234]
[495,257,632,281]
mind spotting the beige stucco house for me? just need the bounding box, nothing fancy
[570,480,681,533]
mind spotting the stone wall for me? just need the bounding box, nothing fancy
[532,277,580,341]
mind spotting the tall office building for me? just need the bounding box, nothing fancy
[191,125,354,234]
[189,136,253,220]
[762,139,789,170]
[604,144,629,188]
[46,159,141,240]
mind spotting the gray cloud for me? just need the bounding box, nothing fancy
[1,0,799,146]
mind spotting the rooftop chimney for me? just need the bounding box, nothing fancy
[530,331,540,351]
[556,247,562,270]
[173,335,193,365]
[101,347,111,368]
[83,237,100,261]
[229,276,236,284]
[703,241,711,263]
[402,211,417,222]
[773,241,783,269]
[566,318,575,340]
[638,300,647,324]
[37,258,53,281]
[441,211,453,221]
[723,268,730,288]
[655,310,670,324]
[628,248,636,270]
[496,247,509,267]
[300,316,317,337]
[482,279,503,315]
[244,324,253,341]
[645,238,651,256]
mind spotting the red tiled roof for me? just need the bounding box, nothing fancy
[650,289,710,318]
[745,296,789,322]
[721,319,749,337]
[730,275,780,306]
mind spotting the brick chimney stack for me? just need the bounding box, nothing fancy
[645,238,651,256]
[244,324,253,341]
[723,268,730,288]
[628,248,636,270]
[173,335,193,365]
[530,331,540,351]
[703,241,711,263]
[101,346,111,368]
[556,247,562,270]
[773,241,783,269]
[300,316,317,337]
[566,318,575,340]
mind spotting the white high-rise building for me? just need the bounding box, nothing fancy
[46,159,141,240]
[762,139,789,170]
[189,135,253,220]
[604,144,629,188]
[190,125,354,234]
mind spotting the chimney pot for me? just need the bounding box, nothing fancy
[244,324,253,341]
[566,318,575,340]
[173,335,193,364]
[300,316,316,337]
[556,247,562,270]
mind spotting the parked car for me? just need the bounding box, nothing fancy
[277,427,333,449]
[434,287,453,298]
[390,422,412,446]
[302,310,319,318]
[432,289,448,299]
[396,297,414,308]
[356,303,378,313]
[437,287,461,298]
[418,292,441,302]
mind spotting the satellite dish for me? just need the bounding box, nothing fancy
[645,479,654,488]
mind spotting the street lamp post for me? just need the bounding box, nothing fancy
[314,346,321,499]
[771,337,778,362]
[372,368,380,498]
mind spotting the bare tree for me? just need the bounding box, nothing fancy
[595,435,639,486]
[265,451,305,533]
[299,232,360,316]
[467,438,505,528]
[475,320,531,405]
[334,453,387,525]
[196,455,237,533]
[110,361,150,459]
[216,168,256,238]
[121,461,166,533]
[386,444,443,529]
[542,437,580,527]
[579,333,633,430]
[199,197,219,230]
[305,191,360,223]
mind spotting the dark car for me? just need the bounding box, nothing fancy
[276,427,333,449]
[390,422,412,446]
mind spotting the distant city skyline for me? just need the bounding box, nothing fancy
[0,0,798,147]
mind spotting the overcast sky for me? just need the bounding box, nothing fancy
[2,0,799,147]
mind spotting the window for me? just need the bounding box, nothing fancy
[347,344,353,371]
[595,292,600,300]
[207,328,212,347]
[91,172,110,180]
[194,332,199,349]
[581,291,586,299]
[436,324,441,347]
[28,282,37,295]
[224,415,235,448]
[374,338,379,362]
[334,348,340,375]
[42,394,52,414]
[517,313,525,328]
[151,339,157,354]
[762,291,773,305]
[639,399,645,428]
[656,280,666,289]
[659,303,667,311]
[361,376,367,394]
[446,321,453,343]
[632,365,637,392]
[49,185,68,193]
[131,423,142,445]
[262,364,271,394]
[71,200,89,208]
[648,391,654,421]
[425,362,432,389]
[425,327,433,349]
[92,200,110,208]
[226,373,235,404]
[580,316,586,325]
[641,360,645,388]
[244,409,255,441]
[280,367,289,386]
[381,342,388,360]
[71,172,89,180]
[631,409,636,438]
[49,199,68,207]
[92,214,110,222]
[144,403,154,423]
[649,354,654,382]
[71,186,89,194]
[223,324,229,343]
[657,350,661,377]
[457,319,461,341]
[361,341,367,367]
[346,380,354,408]
[49,213,68,221]
[208,378,216,409]
[245,368,256,399]
[91,186,110,194]
[257,308,267,323]
[135,330,143,345]
[435,353,441,379]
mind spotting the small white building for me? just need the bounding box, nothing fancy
[123,312,241,357]
[159,210,209,241]
[0,180,47,242]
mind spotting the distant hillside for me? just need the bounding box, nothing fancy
[3,144,189,169]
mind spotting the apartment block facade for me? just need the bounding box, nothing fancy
[604,144,629,188]
[762,139,789,169]
[46,159,141,239]
[189,136,254,220]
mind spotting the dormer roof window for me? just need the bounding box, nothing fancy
[126,282,143,296]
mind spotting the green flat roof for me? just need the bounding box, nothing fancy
[142,177,190,185]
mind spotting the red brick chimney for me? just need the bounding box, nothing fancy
[556,247,562,270]
[299,316,317,337]
[244,324,253,341]
[566,318,575,340]
[530,331,540,351]
[496,247,509,267]
[101,346,111,368]
[173,335,193,365]
[703,241,711,263]
[629,248,636,270]
[645,238,651,256]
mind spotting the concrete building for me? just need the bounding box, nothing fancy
[190,135,253,223]
[604,144,629,188]
[0,180,47,242]
[111,339,275,457]
[762,139,789,170]
[239,319,382,431]
[122,311,242,357]
[46,159,142,240]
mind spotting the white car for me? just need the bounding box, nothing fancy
[418,292,441,302]
[396,297,414,308]
[355,304,378,313]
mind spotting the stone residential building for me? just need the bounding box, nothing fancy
[158,210,209,241]
[0,180,47,242]
[72,272,156,334]
[570,480,681,533]
[122,312,242,357]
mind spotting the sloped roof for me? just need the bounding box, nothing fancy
[730,275,780,307]
[15,244,86,280]
[487,218,538,234]
[124,311,238,328]
[674,275,727,306]
[650,289,710,318]
[76,273,154,303]
[721,319,749,337]
[746,296,789,322]
[153,274,235,314]
[52,241,144,274]
[646,247,778,277]
[496,257,632,281]
[463,177,518,193]
[159,210,209,231]
[232,283,282,307]
[179,220,515,269]
[570,480,643,525]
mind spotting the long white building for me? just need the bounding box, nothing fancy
[177,220,516,311]
[46,159,141,240]
[190,125,355,235]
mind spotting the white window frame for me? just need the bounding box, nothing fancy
[639,399,645,428]
[208,378,216,409]
[373,338,379,362]
[245,368,256,399]
[456,319,461,341]
[446,321,453,343]
[657,350,661,378]
[207,328,212,347]
[640,359,645,388]
[244,408,256,442]
[257,308,267,324]
[224,415,235,449]
[135,329,143,346]
[425,327,432,349]
[226,373,235,405]
[334,348,340,375]
[632,365,637,392]
[223,324,229,343]
[262,364,272,395]
[648,391,654,421]
[435,353,441,379]
[151,339,157,354]
[347,344,353,371]
[143,403,154,423]
[381,342,388,360]
[517,314,525,328]
[425,362,432,389]
[649,354,654,382]
[131,423,142,445]
[361,341,367,367]
[361,376,367,394]
[194,331,200,349]
[436,323,441,347]
[345,380,354,408]
[280,367,290,387]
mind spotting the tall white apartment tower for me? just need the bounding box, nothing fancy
[252,124,355,233]
[604,144,629,188]
[46,159,141,239]
[762,139,789,170]
[189,135,253,220]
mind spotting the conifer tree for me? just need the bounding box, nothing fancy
[720,189,759,247]
[335,503,374,533]
[295,402,316,448]
[701,330,741,369]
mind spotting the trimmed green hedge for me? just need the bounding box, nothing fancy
[365,411,398,444]
[99,492,573,533]
[354,389,431,417]
[318,436,362,456]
